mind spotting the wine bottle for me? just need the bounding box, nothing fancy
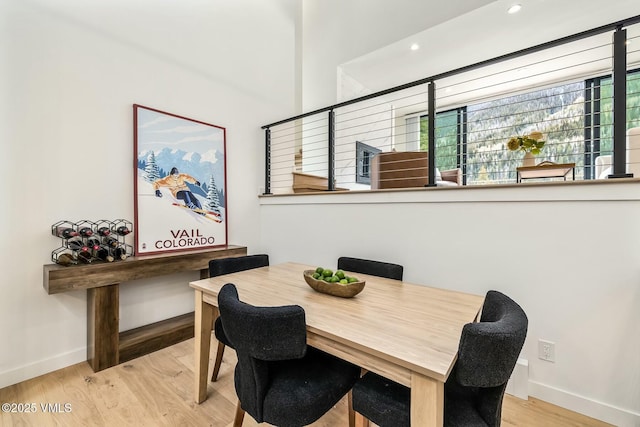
[77,250,93,264]
[112,226,131,236]
[87,237,101,250]
[97,227,111,236]
[114,246,128,261]
[103,236,119,248]
[54,226,79,239]
[56,252,77,266]
[67,236,88,252]
[78,227,94,237]
[95,246,114,262]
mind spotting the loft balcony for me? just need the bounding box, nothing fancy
[262,15,640,194]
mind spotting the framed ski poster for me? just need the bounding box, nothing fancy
[133,104,227,255]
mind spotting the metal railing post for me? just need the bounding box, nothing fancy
[264,128,272,194]
[427,81,436,187]
[328,110,335,190]
[610,27,631,178]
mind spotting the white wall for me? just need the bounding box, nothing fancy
[334,99,394,189]
[300,0,494,110]
[0,0,296,387]
[259,185,640,426]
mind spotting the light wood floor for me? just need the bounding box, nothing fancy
[0,338,612,427]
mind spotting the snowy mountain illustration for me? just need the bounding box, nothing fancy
[138,147,225,207]
[135,168,226,252]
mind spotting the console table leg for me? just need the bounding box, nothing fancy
[87,284,119,372]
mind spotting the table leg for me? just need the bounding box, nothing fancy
[410,372,444,426]
[87,284,119,372]
[194,289,214,403]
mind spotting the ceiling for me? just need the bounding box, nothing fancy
[339,0,640,105]
[19,0,640,115]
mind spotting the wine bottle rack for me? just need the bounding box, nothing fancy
[51,219,134,266]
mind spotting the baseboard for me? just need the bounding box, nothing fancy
[506,358,528,400]
[0,347,86,389]
[505,360,638,426]
[529,380,640,427]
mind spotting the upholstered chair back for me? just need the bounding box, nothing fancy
[209,254,269,277]
[445,290,528,426]
[217,283,307,422]
[454,290,528,388]
[337,256,404,280]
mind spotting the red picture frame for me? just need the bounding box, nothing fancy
[133,104,228,255]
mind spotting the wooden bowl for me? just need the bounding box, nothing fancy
[303,270,365,298]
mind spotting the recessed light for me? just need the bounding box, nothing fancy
[507,4,522,14]
[410,43,420,51]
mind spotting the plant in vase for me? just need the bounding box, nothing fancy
[507,131,545,167]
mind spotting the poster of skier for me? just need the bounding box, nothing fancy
[133,104,227,255]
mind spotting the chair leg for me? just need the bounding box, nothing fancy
[210,342,226,382]
[347,390,355,427]
[357,413,370,427]
[348,391,371,427]
[233,401,245,427]
[354,369,370,427]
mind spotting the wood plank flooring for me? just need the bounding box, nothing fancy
[0,338,612,427]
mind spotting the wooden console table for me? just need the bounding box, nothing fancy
[43,245,247,372]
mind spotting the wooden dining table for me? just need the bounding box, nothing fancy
[190,262,485,427]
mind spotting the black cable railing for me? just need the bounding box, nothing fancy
[263,15,640,194]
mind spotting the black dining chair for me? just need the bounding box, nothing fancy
[218,283,361,427]
[337,256,403,380]
[208,254,269,382]
[337,256,404,281]
[351,290,528,427]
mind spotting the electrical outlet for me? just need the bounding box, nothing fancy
[538,339,555,362]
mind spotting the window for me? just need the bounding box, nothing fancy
[590,69,640,167]
[466,82,585,184]
[420,109,461,172]
[356,141,381,185]
[417,70,640,185]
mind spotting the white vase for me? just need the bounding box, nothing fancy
[522,152,535,167]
